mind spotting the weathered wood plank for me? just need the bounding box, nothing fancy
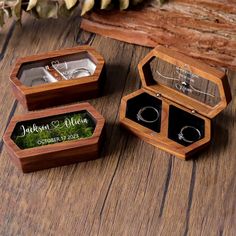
[0,21,15,61]
[81,0,236,70]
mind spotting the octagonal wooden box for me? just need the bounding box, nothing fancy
[120,46,232,159]
[3,103,105,173]
[10,46,105,111]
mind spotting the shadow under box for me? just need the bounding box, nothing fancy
[125,92,162,132]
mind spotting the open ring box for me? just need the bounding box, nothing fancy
[120,46,232,159]
[3,46,106,173]
[10,46,105,111]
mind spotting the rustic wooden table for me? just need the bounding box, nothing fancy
[0,14,235,236]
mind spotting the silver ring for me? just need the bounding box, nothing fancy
[178,126,201,143]
[137,106,160,123]
[70,68,91,78]
[51,60,68,70]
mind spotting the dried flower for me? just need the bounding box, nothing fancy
[0,0,166,26]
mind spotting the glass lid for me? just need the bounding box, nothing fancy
[138,46,231,118]
[148,57,221,107]
[17,52,97,87]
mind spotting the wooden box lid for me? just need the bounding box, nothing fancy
[138,46,232,118]
[10,46,105,111]
[3,103,105,173]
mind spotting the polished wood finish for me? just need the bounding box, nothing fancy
[81,0,236,70]
[10,46,105,111]
[120,89,211,159]
[0,14,235,236]
[120,46,231,159]
[3,103,105,173]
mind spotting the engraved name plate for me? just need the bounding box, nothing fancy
[149,58,221,107]
[11,111,96,149]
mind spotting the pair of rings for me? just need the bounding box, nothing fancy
[136,106,201,144]
[49,61,92,80]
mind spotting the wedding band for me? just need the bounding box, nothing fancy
[137,106,160,123]
[178,126,201,143]
[70,68,91,78]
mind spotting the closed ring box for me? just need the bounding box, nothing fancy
[3,103,105,173]
[10,46,105,111]
[120,46,232,159]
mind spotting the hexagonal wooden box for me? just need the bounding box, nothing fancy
[3,103,105,173]
[10,46,105,111]
[120,46,232,159]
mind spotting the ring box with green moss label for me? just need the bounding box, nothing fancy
[10,46,105,111]
[3,103,105,173]
[120,46,232,159]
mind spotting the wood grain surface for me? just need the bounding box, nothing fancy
[81,0,236,70]
[0,13,235,236]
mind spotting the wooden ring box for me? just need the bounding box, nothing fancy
[120,46,232,159]
[10,46,105,111]
[3,103,105,173]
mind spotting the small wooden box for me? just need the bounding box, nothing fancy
[120,46,232,159]
[3,103,105,173]
[10,46,105,111]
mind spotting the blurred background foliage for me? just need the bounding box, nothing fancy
[0,0,166,27]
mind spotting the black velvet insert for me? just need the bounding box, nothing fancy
[126,93,162,132]
[168,105,205,146]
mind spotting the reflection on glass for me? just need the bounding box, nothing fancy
[51,59,96,80]
[19,67,58,87]
[149,58,221,107]
[18,57,97,87]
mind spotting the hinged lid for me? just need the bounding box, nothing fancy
[138,46,232,118]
